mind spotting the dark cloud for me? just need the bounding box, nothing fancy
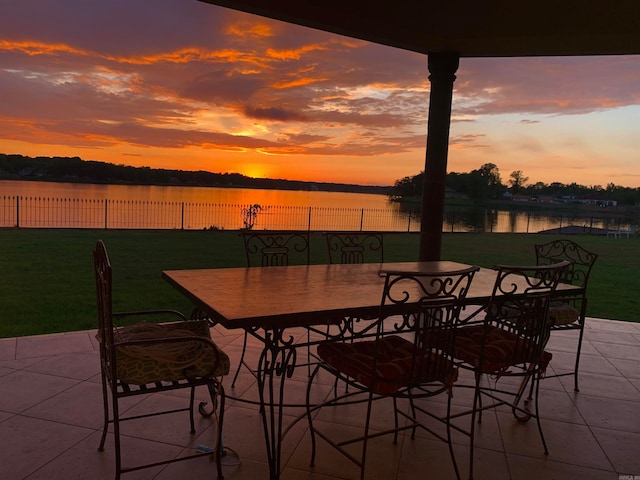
[242,105,307,121]
[450,134,489,149]
[276,132,330,144]
[0,0,228,55]
[456,56,640,115]
[181,70,267,103]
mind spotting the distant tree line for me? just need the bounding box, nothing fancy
[0,154,391,195]
[390,162,640,206]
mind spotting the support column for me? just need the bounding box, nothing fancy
[419,52,459,261]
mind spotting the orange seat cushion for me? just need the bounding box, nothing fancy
[317,335,458,395]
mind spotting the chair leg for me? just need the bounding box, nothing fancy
[393,396,401,443]
[306,364,322,467]
[112,393,122,480]
[468,372,483,480]
[533,373,549,455]
[525,371,535,402]
[474,372,483,424]
[231,332,249,387]
[307,329,312,377]
[207,381,226,480]
[512,373,533,423]
[407,395,417,440]
[98,370,109,452]
[189,386,196,433]
[359,392,375,480]
[573,322,586,392]
[445,391,461,480]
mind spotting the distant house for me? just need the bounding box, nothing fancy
[512,194,530,202]
[577,198,618,207]
[559,196,618,207]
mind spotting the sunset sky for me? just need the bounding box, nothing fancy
[1,0,639,188]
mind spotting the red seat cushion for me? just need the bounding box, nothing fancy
[454,324,552,374]
[317,335,458,395]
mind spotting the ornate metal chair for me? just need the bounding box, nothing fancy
[241,229,310,267]
[321,231,384,334]
[535,239,598,391]
[230,230,311,386]
[319,231,385,388]
[94,240,229,480]
[305,266,480,480]
[452,261,569,480]
[324,231,384,264]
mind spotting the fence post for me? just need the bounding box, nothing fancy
[181,202,185,230]
[308,206,312,231]
[527,213,530,233]
[104,199,108,229]
[360,208,364,231]
[407,212,411,232]
[16,196,20,228]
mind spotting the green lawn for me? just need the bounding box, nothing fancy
[0,229,638,338]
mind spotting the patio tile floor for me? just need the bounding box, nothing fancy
[0,317,638,480]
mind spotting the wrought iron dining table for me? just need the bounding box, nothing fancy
[162,260,576,480]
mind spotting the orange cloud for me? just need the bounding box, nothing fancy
[225,22,274,38]
[0,39,88,57]
[266,43,329,61]
[0,39,270,69]
[273,77,327,89]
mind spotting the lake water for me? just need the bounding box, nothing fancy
[0,179,390,208]
[0,179,626,233]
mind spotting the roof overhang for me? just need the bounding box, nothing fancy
[198,0,640,57]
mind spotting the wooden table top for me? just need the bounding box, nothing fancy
[163,261,507,330]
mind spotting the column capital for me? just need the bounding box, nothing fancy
[427,51,460,82]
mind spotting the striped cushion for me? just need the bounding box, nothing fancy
[317,335,458,395]
[454,324,552,374]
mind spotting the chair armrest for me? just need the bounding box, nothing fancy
[456,317,486,327]
[551,291,586,302]
[114,335,215,349]
[113,309,187,321]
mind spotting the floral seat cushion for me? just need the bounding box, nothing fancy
[317,335,458,395]
[548,301,580,326]
[454,324,552,374]
[113,320,230,385]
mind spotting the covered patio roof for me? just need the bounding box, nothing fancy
[198,0,640,57]
[197,1,640,260]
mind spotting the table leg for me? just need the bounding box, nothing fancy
[256,327,297,480]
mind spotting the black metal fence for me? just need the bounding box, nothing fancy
[0,196,420,232]
[0,195,635,234]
